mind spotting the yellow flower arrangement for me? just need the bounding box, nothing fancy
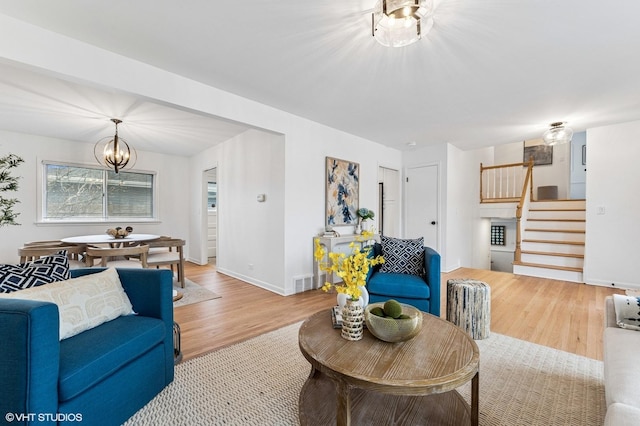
[314,231,384,301]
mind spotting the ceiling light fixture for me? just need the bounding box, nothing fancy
[94,118,137,173]
[542,121,573,146]
[372,0,434,47]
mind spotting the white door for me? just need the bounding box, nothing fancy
[405,164,439,250]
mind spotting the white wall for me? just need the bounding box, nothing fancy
[584,121,640,288]
[188,129,286,294]
[0,15,403,295]
[7,14,634,292]
[447,145,494,271]
[402,143,494,272]
[0,129,189,263]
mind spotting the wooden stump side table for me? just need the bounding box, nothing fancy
[447,279,491,340]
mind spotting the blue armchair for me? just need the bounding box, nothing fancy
[0,268,174,426]
[366,243,441,316]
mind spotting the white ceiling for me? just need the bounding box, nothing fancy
[0,0,640,155]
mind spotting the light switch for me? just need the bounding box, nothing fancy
[596,206,605,215]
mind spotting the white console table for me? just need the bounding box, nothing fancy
[313,234,380,288]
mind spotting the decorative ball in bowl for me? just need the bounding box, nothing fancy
[364,301,423,343]
[106,226,133,239]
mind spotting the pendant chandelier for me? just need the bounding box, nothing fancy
[94,118,137,173]
[542,122,573,146]
[371,0,434,47]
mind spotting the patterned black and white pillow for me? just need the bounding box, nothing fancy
[379,236,424,275]
[0,250,71,293]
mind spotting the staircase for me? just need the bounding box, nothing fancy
[513,199,585,282]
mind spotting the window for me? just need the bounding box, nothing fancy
[43,163,155,221]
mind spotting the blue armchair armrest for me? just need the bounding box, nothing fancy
[424,246,441,317]
[0,299,60,419]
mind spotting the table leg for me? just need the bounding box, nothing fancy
[471,371,479,426]
[336,380,352,426]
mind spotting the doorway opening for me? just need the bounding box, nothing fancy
[378,166,400,237]
[205,168,217,265]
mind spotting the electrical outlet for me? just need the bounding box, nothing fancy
[248,263,254,270]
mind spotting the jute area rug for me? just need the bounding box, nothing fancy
[172,278,220,308]
[124,322,605,426]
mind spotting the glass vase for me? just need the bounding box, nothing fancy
[341,298,364,341]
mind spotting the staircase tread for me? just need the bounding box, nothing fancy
[523,239,585,246]
[513,261,583,273]
[521,250,584,258]
[527,218,585,222]
[481,198,520,203]
[531,199,585,202]
[525,228,585,233]
[529,208,586,212]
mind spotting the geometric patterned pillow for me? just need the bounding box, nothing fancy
[0,250,71,293]
[379,236,424,275]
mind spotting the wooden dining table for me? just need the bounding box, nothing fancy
[61,233,160,246]
[60,234,161,266]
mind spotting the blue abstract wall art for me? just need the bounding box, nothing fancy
[325,157,359,226]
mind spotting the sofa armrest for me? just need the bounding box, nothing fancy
[605,296,617,329]
[0,299,60,418]
[424,247,441,317]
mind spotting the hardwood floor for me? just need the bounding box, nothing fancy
[177,262,623,362]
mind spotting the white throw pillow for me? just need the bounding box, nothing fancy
[613,294,640,331]
[0,267,134,340]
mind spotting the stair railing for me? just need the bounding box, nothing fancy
[480,162,531,203]
[515,161,534,263]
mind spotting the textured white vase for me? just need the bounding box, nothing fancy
[337,286,369,309]
[341,299,364,341]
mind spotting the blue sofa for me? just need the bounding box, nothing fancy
[367,243,441,316]
[0,268,174,426]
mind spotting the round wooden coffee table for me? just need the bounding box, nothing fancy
[298,310,479,426]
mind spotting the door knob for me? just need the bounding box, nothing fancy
[431,221,436,225]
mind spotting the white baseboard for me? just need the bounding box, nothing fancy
[215,267,286,296]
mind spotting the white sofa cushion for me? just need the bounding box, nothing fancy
[604,403,640,426]
[0,268,133,340]
[604,326,640,407]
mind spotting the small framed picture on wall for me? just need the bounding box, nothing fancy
[523,140,553,166]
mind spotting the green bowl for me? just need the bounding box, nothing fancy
[364,302,423,343]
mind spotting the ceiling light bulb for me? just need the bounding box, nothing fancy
[94,118,137,173]
[542,121,573,146]
[372,0,434,47]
